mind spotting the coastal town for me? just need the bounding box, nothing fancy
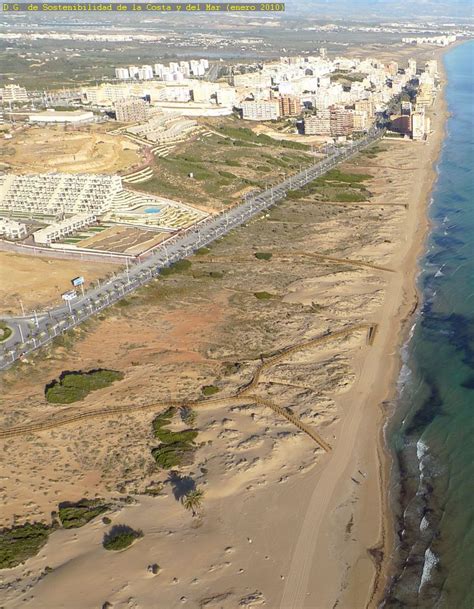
[1,49,438,251]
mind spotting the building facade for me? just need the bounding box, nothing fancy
[115,98,150,123]
[241,100,280,121]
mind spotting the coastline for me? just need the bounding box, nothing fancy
[278,50,450,609]
[366,49,450,608]
[0,48,456,609]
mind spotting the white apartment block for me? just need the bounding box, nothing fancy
[411,110,430,141]
[216,87,237,107]
[138,65,154,80]
[115,98,149,123]
[33,213,97,245]
[407,59,417,77]
[0,217,27,239]
[0,174,123,216]
[127,114,198,144]
[304,110,331,135]
[1,84,28,103]
[241,100,280,121]
[115,67,130,80]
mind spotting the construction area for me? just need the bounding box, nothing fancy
[0,125,142,175]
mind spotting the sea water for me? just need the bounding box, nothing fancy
[382,40,474,608]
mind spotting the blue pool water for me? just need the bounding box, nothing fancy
[144,207,161,214]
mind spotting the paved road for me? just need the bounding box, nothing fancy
[0,126,384,371]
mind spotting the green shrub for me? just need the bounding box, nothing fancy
[160,259,192,276]
[58,499,109,529]
[151,407,198,469]
[0,322,12,342]
[195,247,211,255]
[152,442,196,469]
[254,252,272,261]
[45,369,124,404]
[254,291,274,300]
[154,428,198,444]
[0,522,50,569]
[103,525,143,551]
[209,271,224,279]
[201,385,220,396]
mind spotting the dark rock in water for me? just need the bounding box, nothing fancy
[460,375,474,390]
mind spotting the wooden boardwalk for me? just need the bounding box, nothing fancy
[0,323,377,449]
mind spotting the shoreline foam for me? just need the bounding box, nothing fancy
[369,47,451,608]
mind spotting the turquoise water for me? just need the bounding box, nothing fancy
[383,41,474,608]
[144,207,161,214]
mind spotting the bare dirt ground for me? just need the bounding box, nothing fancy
[0,125,141,175]
[78,226,169,254]
[0,252,121,315]
[0,127,436,609]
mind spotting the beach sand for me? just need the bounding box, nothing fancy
[0,54,448,609]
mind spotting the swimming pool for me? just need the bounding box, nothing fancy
[144,207,161,214]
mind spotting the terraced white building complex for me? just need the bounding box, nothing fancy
[0,174,123,216]
[33,213,97,244]
[127,114,198,144]
[0,172,207,246]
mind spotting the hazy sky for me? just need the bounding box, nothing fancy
[292,0,474,19]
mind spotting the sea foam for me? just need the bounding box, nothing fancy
[418,547,439,592]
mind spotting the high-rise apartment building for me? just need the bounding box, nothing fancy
[407,58,417,77]
[329,106,354,137]
[411,109,429,140]
[115,98,149,123]
[304,109,331,135]
[279,95,301,117]
[115,68,130,80]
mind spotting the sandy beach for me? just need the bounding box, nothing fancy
[0,52,449,609]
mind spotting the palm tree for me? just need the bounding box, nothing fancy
[182,488,204,517]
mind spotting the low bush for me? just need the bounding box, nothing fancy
[160,259,192,276]
[0,522,50,569]
[254,252,272,261]
[103,525,143,551]
[151,407,198,470]
[254,291,274,300]
[201,385,220,396]
[0,322,12,342]
[45,369,123,404]
[58,499,109,529]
